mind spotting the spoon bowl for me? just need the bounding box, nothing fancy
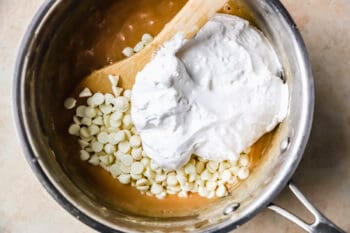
[78,0,228,93]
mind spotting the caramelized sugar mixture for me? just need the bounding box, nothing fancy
[55,0,273,217]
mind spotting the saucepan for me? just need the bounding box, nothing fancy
[13,0,345,232]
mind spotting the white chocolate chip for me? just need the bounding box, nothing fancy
[68,124,80,136]
[79,87,92,98]
[176,174,187,186]
[73,116,80,125]
[78,139,89,149]
[120,164,131,174]
[136,178,149,186]
[99,155,110,165]
[167,185,181,194]
[112,86,123,97]
[118,174,131,184]
[97,132,109,144]
[131,148,142,160]
[120,154,133,166]
[130,162,144,175]
[156,191,166,200]
[114,151,123,160]
[131,127,137,134]
[141,33,154,44]
[239,154,249,167]
[230,166,240,176]
[100,104,113,114]
[141,157,150,166]
[150,183,163,195]
[216,185,227,197]
[80,127,91,138]
[123,90,132,99]
[110,112,123,121]
[109,164,122,177]
[84,107,96,118]
[123,129,131,139]
[104,143,116,154]
[220,169,232,182]
[104,93,115,105]
[85,147,93,153]
[81,117,92,126]
[207,161,219,172]
[182,183,194,192]
[206,181,217,191]
[133,41,145,53]
[178,190,188,198]
[122,47,135,57]
[91,93,105,106]
[64,97,77,110]
[198,187,208,197]
[76,106,86,117]
[108,75,119,87]
[88,154,99,166]
[100,126,108,132]
[195,179,205,187]
[103,116,111,127]
[80,150,90,161]
[129,135,141,147]
[113,97,129,112]
[136,185,149,191]
[143,167,155,179]
[155,174,167,183]
[108,131,125,145]
[207,190,215,199]
[166,175,178,186]
[91,141,103,152]
[238,167,249,180]
[130,174,140,181]
[227,176,238,185]
[92,116,103,125]
[88,124,100,136]
[86,97,95,107]
[200,170,211,181]
[188,173,196,182]
[110,119,121,128]
[184,164,196,175]
[209,172,218,181]
[118,141,131,153]
[150,160,159,170]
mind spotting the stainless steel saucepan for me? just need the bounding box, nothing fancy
[13,0,345,232]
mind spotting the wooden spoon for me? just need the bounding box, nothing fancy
[78,0,228,93]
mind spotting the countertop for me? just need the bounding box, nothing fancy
[0,0,349,232]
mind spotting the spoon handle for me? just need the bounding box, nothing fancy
[153,0,229,44]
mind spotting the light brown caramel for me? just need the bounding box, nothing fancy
[56,0,273,217]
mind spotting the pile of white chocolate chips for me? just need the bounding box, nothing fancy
[64,34,251,200]
[65,81,250,200]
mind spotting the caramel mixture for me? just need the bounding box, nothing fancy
[56,0,273,217]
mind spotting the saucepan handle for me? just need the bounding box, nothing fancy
[268,181,345,233]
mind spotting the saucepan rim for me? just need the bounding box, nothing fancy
[13,0,314,232]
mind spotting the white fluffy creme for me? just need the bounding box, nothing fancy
[131,14,289,170]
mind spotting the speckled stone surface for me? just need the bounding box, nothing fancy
[0,0,349,232]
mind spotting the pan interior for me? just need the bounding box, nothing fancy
[18,0,311,231]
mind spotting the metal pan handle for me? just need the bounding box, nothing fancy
[268,181,346,233]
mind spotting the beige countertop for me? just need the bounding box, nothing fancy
[1,0,349,232]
